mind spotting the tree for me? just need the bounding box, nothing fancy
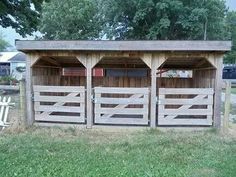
[0,33,10,51]
[0,0,48,37]
[102,0,229,40]
[224,11,236,64]
[39,0,102,40]
[38,0,230,41]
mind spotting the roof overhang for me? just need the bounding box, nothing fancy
[15,40,232,52]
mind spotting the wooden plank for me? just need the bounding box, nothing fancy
[95,97,148,104]
[34,95,84,103]
[160,98,213,105]
[33,85,85,92]
[94,87,149,94]
[159,108,212,116]
[159,88,214,95]
[97,108,146,115]
[35,105,84,113]
[158,118,212,125]
[35,115,85,123]
[95,117,148,125]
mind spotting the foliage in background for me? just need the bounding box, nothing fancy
[0,75,18,85]
[224,11,236,64]
[39,0,229,41]
[102,0,229,40]
[0,32,10,51]
[39,0,103,39]
[0,0,48,37]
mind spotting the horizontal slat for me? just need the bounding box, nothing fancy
[95,117,148,125]
[95,97,148,104]
[35,105,84,113]
[35,115,85,123]
[159,108,212,116]
[33,85,85,93]
[159,98,213,105]
[34,95,84,103]
[97,108,147,115]
[0,85,19,90]
[94,87,149,94]
[158,118,212,125]
[159,88,214,95]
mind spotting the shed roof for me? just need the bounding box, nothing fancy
[0,52,18,63]
[8,52,26,62]
[15,40,232,52]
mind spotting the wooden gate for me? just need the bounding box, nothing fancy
[94,87,149,125]
[33,86,85,123]
[158,88,214,126]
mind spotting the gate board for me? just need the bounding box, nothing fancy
[94,87,149,125]
[33,85,85,123]
[158,88,214,126]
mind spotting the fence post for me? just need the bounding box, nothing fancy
[19,79,26,128]
[223,80,231,133]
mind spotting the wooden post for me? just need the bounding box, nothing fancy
[86,66,93,128]
[150,54,166,128]
[213,55,223,128]
[223,81,231,132]
[25,55,33,125]
[76,54,101,129]
[150,67,157,127]
[25,54,39,126]
[19,79,26,128]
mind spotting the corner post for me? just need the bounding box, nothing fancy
[213,54,223,128]
[25,54,39,126]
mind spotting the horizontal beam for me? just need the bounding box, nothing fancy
[16,40,232,52]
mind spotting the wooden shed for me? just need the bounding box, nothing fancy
[16,40,231,128]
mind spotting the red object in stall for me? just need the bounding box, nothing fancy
[62,67,104,77]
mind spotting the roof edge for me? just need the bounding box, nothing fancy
[15,40,232,52]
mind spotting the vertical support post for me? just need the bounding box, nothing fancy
[25,55,33,126]
[223,81,231,133]
[77,54,101,129]
[150,54,166,128]
[150,65,157,127]
[25,54,38,126]
[19,79,26,128]
[86,65,93,128]
[213,55,223,128]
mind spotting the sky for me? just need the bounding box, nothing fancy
[1,0,236,50]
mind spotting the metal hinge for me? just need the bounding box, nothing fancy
[31,93,34,101]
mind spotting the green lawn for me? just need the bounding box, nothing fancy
[0,128,236,177]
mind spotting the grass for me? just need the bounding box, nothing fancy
[0,128,236,177]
